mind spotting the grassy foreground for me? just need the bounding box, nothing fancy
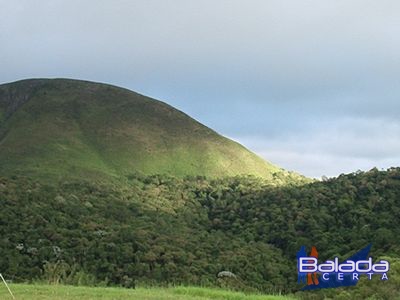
[0,284,294,300]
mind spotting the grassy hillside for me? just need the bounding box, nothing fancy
[0,78,299,182]
[0,284,294,300]
[1,78,399,299]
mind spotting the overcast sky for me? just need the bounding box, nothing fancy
[1,0,400,178]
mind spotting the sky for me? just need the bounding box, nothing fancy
[1,0,400,178]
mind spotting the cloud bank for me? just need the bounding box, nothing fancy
[1,0,399,177]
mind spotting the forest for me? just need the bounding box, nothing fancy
[0,167,399,299]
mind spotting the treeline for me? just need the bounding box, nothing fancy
[0,168,399,298]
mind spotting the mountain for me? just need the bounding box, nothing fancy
[0,78,297,181]
[1,79,400,298]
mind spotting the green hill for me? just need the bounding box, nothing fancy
[4,78,400,299]
[0,78,296,181]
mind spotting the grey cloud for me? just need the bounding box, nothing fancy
[1,0,399,177]
[233,117,400,177]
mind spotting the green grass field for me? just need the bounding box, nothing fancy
[0,284,294,300]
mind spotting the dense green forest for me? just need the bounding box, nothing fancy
[1,167,400,299]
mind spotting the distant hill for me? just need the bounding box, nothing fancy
[1,79,400,298]
[0,79,300,181]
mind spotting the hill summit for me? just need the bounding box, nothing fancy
[0,79,295,181]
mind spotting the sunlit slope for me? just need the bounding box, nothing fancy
[0,79,295,180]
